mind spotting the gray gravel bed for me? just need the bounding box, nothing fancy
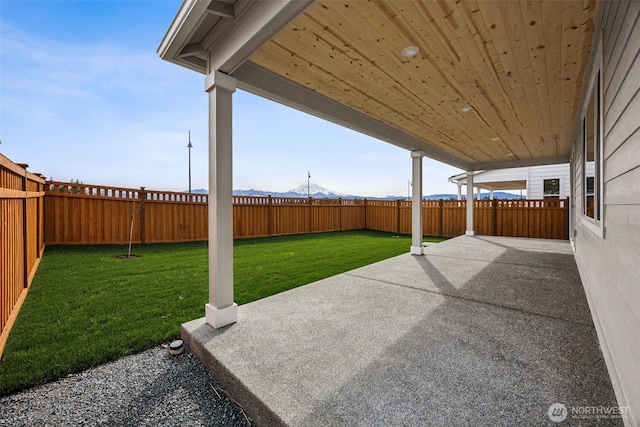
[0,343,256,427]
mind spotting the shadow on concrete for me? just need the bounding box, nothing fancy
[183,236,621,427]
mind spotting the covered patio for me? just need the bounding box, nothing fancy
[158,0,632,424]
[158,0,599,329]
[182,235,620,426]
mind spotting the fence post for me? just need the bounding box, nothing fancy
[364,198,368,229]
[564,198,569,240]
[438,199,444,237]
[139,187,146,244]
[268,195,273,237]
[396,199,401,234]
[339,198,343,231]
[36,175,43,256]
[20,165,28,289]
[309,197,313,233]
[492,199,498,236]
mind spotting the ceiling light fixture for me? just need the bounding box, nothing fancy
[460,106,473,113]
[401,45,419,58]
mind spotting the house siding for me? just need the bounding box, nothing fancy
[451,164,570,199]
[527,164,570,199]
[572,1,640,425]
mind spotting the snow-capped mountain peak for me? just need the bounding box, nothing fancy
[288,183,340,195]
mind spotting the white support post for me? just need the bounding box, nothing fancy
[466,172,475,236]
[489,190,494,200]
[204,70,238,328]
[477,187,481,200]
[411,151,424,255]
[457,182,462,200]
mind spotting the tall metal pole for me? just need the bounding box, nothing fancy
[187,130,193,194]
[307,170,311,197]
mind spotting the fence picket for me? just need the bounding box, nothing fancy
[1,155,45,357]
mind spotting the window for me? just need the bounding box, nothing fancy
[583,71,601,220]
[580,34,603,236]
[583,73,600,220]
[543,179,561,199]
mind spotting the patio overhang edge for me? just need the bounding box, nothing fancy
[158,0,316,76]
[474,155,570,171]
[157,0,211,74]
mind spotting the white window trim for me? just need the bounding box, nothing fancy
[579,33,604,239]
[542,177,563,199]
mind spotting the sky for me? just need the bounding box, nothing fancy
[0,0,464,198]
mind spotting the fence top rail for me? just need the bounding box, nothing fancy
[46,181,142,200]
[1,154,46,184]
[41,182,568,209]
[145,192,208,203]
[436,199,568,208]
[493,198,568,208]
[311,198,364,205]
[45,181,209,203]
[366,199,402,207]
[441,200,466,207]
[233,196,272,205]
[233,195,367,205]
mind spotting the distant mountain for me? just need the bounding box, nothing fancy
[288,183,341,196]
[423,194,459,201]
[233,183,359,199]
[192,186,524,200]
[468,192,525,200]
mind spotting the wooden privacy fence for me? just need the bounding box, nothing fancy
[1,154,45,357]
[363,199,569,240]
[233,196,366,238]
[44,183,365,243]
[44,181,569,244]
[45,182,208,245]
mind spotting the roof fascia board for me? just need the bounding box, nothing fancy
[449,170,486,182]
[206,1,235,19]
[473,155,569,171]
[448,178,527,190]
[205,0,315,74]
[157,0,210,70]
[158,0,313,75]
[234,62,473,170]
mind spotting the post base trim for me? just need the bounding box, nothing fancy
[205,303,238,329]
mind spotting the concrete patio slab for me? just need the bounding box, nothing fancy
[349,237,590,325]
[182,235,621,426]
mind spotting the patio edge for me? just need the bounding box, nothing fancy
[181,318,287,427]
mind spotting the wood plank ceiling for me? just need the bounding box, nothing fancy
[249,0,599,166]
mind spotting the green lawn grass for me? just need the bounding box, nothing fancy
[0,231,445,395]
